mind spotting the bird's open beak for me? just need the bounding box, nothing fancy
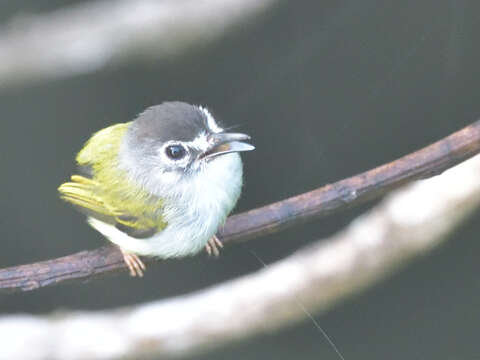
[202,132,255,159]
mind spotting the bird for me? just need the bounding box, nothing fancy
[58,101,254,277]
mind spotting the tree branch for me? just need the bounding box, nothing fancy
[1,120,480,293]
[2,154,480,360]
[0,0,279,89]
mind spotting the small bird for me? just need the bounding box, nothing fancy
[58,102,254,276]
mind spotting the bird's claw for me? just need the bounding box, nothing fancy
[121,249,146,277]
[205,235,223,257]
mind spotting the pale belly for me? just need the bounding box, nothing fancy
[89,153,243,258]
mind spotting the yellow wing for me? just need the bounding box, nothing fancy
[59,123,166,238]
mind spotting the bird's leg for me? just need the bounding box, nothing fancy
[120,248,146,277]
[205,234,224,257]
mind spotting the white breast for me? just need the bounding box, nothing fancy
[89,153,243,258]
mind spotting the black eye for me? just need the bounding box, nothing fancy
[165,144,187,160]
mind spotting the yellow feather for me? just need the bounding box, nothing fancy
[58,123,167,233]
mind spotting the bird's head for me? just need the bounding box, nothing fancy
[119,102,254,195]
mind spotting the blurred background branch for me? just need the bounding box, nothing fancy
[2,153,480,360]
[0,0,279,89]
[0,119,479,293]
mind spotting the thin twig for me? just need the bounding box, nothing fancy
[0,120,480,293]
[2,154,480,360]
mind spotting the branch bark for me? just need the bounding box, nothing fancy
[0,0,279,89]
[2,154,480,360]
[0,120,479,293]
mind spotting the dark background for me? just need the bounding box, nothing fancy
[1,1,479,359]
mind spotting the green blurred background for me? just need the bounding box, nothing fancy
[0,1,479,359]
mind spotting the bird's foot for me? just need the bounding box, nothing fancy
[121,249,146,277]
[205,234,224,257]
